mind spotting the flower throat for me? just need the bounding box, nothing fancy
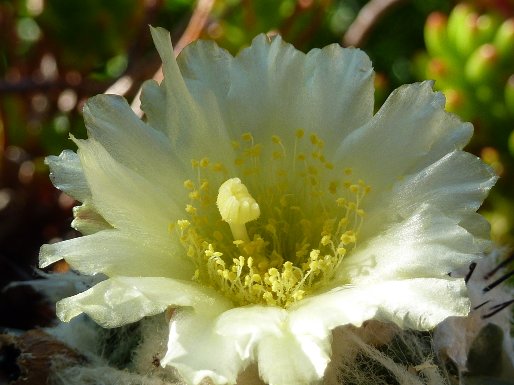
[174,130,369,308]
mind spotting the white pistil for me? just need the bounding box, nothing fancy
[217,178,260,242]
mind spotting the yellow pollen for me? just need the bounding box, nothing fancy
[175,130,370,308]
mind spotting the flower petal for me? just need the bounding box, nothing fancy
[163,305,332,385]
[71,199,112,235]
[39,229,194,280]
[57,276,230,327]
[177,34,374,148]
[139,79,167,134]
[46,150,89,202]
[162,308,244,385]
[216,306,331,385]
[338,205,484,284]
[290,278,469,337]
[75,137,181,243]
[83,93,189,197]
[256,330,331,385]
[392,150,497,219]
[336,82,473,193]
[215,306,288,360]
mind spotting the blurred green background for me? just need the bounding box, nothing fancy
[0,0,513,329]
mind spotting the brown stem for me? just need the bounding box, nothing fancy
[343,0,407,47]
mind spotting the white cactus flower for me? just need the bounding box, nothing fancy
[40,27,497,385]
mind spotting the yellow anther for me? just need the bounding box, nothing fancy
[340,231,356,245]
[242,133,253,142]
[191,159,199,168]
[213,162,225,172]
[189,190,200,200]
[272,151,284,160]
[344,168,353,175]
[321,235,331,246]
[272,135,281,144]
[295,129,305,139]
[200,158,210,168]
[349,184,360,193]
[310,134,319,145]
[329,181,338,194]
[185,204,197,214]
[184,179,195,190]
[177,219,190,230]
[336,197,346,207]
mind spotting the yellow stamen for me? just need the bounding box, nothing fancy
[174,130,370,308]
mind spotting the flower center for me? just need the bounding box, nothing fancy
[174,130,369,308]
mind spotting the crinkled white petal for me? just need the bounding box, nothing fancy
[359,150,496,242]
[39,229,194,279]
[215,306,288,360]
[75,137,181,244]
[336,82,473,196]
[57,276,231,328]
[163,305,332,385]
[162,309,244,385]
[337,205,484,284]
[178,34,374,149]
[458,211,493,242]
[216,306,331,385]
[139,79,167,134]
[289,278,469,338]
[147,27,236,167]
[71,199,112,235]
[256,329,331,385]
[83,93,188,201]
[46,150,90,202]
[392,150,497,220]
